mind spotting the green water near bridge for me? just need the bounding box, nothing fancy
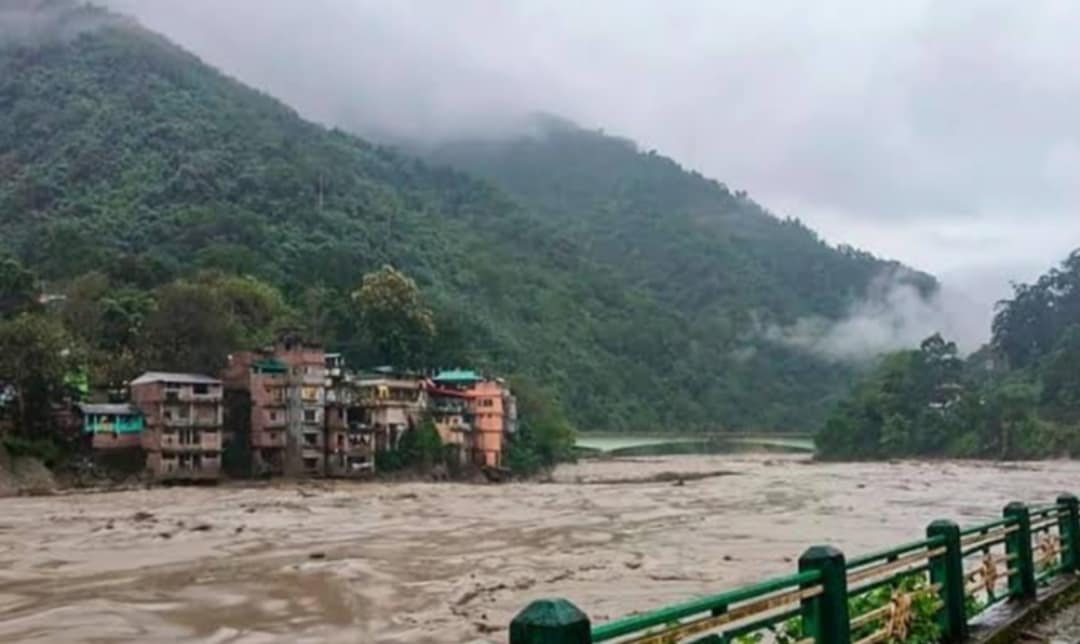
[574,433,815,456]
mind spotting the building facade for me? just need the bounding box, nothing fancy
[131,372,224,481]
[223,332,327,477]
[431,370,517,468]
[355,375,425,452]
[325,362,377,478]
[78,403,144,450]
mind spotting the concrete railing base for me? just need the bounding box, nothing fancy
[969,574,1080,644]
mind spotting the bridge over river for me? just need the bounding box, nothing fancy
[574,432,815,455]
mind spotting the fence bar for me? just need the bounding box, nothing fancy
[509,495,1080,642]
[1003,502,1037,600]
[799,545,850,644]
[1058,494,1080,573]
[926,519,968,643]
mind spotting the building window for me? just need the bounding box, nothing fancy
[193,384,209,395]
[303,409,317,423]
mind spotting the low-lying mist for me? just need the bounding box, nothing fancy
[759,271,990,362]
[0,0,129,47]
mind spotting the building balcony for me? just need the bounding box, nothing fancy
[162,390,223,404]
[252,429,286,448]
[145,430,221,452]
[162,416,221,428]
[261,417,287,429]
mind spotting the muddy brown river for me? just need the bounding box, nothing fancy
[3,453,1080,643]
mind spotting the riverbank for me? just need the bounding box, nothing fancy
[3,453,1080,642]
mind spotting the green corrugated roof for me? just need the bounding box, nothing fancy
[252,358,288,374]
[433,369,482,383]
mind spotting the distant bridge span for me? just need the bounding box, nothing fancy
[574,433,815,454]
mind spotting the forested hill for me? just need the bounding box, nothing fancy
[0,3,932,431]
[426,117,935,324]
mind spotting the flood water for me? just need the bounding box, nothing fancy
[3,453,1080,643]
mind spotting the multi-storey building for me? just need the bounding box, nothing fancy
[431,370,517,468]
[222,332,326,477]
[222,354,289,476]
[325,358,376,478]
[355,373,425,452]
[131,372,223,481]
[427,384,473,465]
[274,333,326,477]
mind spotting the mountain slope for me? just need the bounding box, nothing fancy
[426,116,935,325]
[0,3,932,431]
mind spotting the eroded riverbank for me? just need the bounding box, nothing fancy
[3,454,1080,643]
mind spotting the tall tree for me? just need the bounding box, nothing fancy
[352,266,436,368]
[0,257,38,319]
[0,313,78,437]
[138,281,235,375]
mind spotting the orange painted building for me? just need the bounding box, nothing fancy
[431,371,516,468]
[468,380,506,467]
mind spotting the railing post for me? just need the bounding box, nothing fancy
[927,519,968,643]
[509,598,591,644]
[1003,502,1036,599]
[798,545,850,644]
[1058,493,1080,573]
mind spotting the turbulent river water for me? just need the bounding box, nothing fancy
[3,453,1080,643]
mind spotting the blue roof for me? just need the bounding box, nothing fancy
[433,369,482,383]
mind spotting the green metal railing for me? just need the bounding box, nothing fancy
[509,494,1080,643]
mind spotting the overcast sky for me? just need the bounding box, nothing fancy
[100,0,1080,335]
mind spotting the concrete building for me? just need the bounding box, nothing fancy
[222,332,327,477]
[325,358,376,478]
[131,372,223,481]
[431,370,517,468]
[273,333,326,477]
[427,384,473,465]
[222,354,289,477]
[355,374,425,452]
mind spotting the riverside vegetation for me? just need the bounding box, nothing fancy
[818,249,1080,460]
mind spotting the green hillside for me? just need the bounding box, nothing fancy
[0,3,932,431]
[818,249,1080,460]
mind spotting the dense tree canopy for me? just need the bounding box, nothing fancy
[0,313,80,438]
[352,265,436,368]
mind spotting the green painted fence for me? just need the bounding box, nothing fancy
[509,494,1080,643]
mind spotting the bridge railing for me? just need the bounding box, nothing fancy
[509,494,1080,643]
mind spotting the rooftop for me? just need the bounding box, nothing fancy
[130,372,222,386]
[433,369,483,384]
[251,358,288,374]
[77,403,141,416]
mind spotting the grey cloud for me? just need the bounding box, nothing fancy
[90,0,1080,345]
[95,1,1080,220]
[1,0,129,45]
